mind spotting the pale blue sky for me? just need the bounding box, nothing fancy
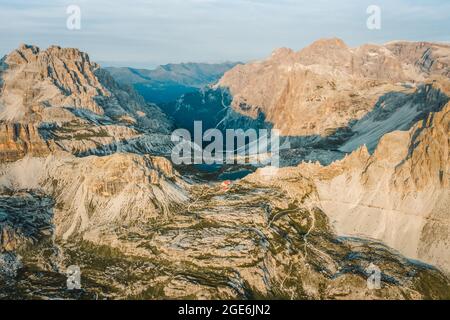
[1,0,449,68]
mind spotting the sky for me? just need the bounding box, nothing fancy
[0,0,449,68]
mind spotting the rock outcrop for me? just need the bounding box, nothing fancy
[218,39,450,137]
[0,44,173,159]
[0,44,107,121]
[1,41,449,300]
[0,152,188,241]
[2,171,450,299]
[0,123,50,162]
[253,95,450,273]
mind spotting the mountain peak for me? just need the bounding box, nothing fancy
[0,44,106,120]
[7,43,40,64]
[305,37,348,51]
[0,44,172,134]
[5,44,94,69]
[17,43,39,53]
[219,39,450,137]
[270,47,295,58]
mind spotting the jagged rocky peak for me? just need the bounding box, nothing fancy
[218,39,450,137]
[292,38,410,82]
[0,41,450,299]
[269,47,296,62]
[308,37,348,49]
[0,44,172,131]
[295,38,352,67]
[1,44,107,119]
[286,95,450,273]
[385,41,450,77]
[5,44,40,64]
[0,44,174,159]
[7,43,92,67]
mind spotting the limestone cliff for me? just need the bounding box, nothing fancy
[0,152,188,240]
[0,44,173,159]
[1,42,450,299]
[218,39,450,137]
[266,97,450,273]
[0,123,50,162]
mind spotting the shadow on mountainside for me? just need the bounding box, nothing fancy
[160,84,449,168]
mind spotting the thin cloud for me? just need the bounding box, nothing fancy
[0,0,449,67]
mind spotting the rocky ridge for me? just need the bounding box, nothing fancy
[249,81,450,273]
[218,39,450,137]
[0,44,173,159]
[1,42,449,299]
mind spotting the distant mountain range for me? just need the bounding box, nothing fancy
[105,62,240,103]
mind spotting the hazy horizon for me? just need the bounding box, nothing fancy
[1,0,450,69]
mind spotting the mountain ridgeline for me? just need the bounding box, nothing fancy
[105,62,240,104]
[109,39,450,166]
[0,39,450,299]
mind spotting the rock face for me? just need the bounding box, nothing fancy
[158,39,449,168]
[0,45,193,299]
[0,44,105,121]
[0,153,188,241]
[316,101,450,273]
[218,39,450,137]
[0,44,166,125]
[256,94,450,273]
[0,44,185,238]
[385,41,450,78]
[0,191,53,252]
[2,170,450,299]
[0,44,173,158]
[1,42,450,300]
